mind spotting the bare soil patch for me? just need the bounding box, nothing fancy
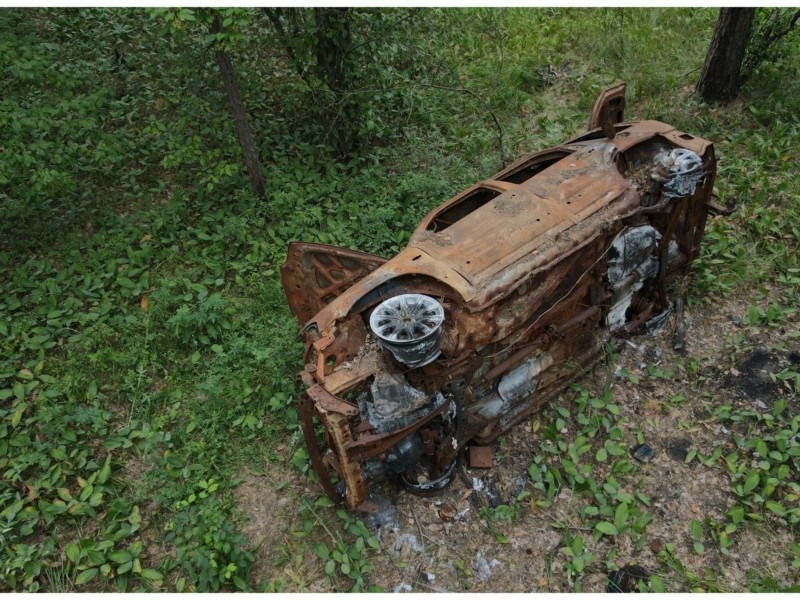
[233,468,300,578]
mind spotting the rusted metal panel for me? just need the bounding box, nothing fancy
[281,242,387,324]
[468,446,494,469]
[412,145,628,284]
[281,85,717,509]
[307,384,358,417]
[589,82,626,134]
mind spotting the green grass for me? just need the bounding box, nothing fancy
[1,6,799,592]
[522,378,799,592]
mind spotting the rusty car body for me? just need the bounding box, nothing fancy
[281,85,716,509]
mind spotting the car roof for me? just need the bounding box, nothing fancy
[307,120,711,330]
[409,139,625,286]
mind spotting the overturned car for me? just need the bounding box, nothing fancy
[281,85,716,509]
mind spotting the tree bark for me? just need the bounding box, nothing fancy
[211,17,265,197]
[313,8,358,157]
[696,8,756,104]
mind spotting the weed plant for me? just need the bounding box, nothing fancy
[1,6,799,592]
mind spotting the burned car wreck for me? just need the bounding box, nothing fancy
[281,85,716,510]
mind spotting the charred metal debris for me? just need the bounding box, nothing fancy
[281,85,717,510]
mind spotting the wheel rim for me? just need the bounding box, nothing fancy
[369,294,444,344]
[662,148,702,176]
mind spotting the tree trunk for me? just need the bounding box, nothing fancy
[313,8,358,157]
[211,17,265,197]
[696,8,756,104]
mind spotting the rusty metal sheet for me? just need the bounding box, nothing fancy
[467,446,493,468]
[315,406,367,507]
[610,120,712,156]
[281,85,718,509]
[589,82,626,133]
[411,144,628,284]
[281,242,387,324]
[301,247,474,333]
[307,384,358,416]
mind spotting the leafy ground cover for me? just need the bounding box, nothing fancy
[0,7,798,592]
